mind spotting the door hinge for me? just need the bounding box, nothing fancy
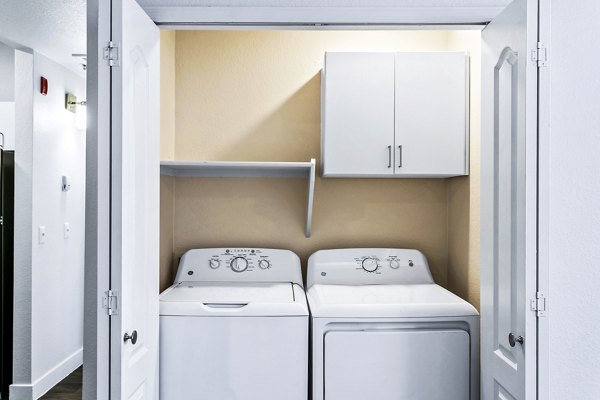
[531,42,548,67]
[530,292,547,317]
[103,41,120,67]
[103,290,119,315]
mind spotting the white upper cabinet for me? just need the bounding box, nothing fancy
[322,53,396,176]
[322,52,469,178]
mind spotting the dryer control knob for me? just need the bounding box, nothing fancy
[258,259,270,270]
[209,259,221,269]
[362,258,378,273]
[230,257,249,273]
[389,259,400,269]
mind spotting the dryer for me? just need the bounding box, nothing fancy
[160,248,308,400]
[307,248,479,400]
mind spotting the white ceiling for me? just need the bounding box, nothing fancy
[0,0,86,74]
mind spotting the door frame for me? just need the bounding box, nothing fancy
[536,0,551,398]
[84,2,543,400]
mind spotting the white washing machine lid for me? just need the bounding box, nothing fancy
[160,281,308,317]
[307,284,479,318]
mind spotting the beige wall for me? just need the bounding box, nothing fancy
[160,30,176,161]
[160,30,481,303]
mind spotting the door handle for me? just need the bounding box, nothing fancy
[203,303,248,308]
[508,332,524,347]
[398,145,403,168]
[124,330,138,345]
[387,145,392,168]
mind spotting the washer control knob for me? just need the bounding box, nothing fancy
[389,259,400,269]
[258,259,270,270]
[209,259,221,269]
[230,257,249,273]
[362,258,378,273]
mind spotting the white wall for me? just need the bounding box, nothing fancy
[11,51,86,400]
[0,42,15,101]
[12,48,34,399]
[540,0,600,398]
[0,102,15,150]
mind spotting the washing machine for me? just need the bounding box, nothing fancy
[160,248,309,400]
[307,248,479,400]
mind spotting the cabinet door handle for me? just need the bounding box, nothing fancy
[387,145,392,168]
[398,145,403,168]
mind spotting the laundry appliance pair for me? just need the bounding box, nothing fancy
[159,248,479,400]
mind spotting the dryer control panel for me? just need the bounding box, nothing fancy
[306,249,434,287]
[175,248,304,286]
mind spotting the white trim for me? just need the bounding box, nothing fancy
[143,6,504,26]
[12,48,34,390]
[83,1,112,400]
[85,2,522,399]
[9,349,82,400]
[536,0,551,398]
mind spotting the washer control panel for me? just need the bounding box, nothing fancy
[175,248,303,286]
[307,248,434,287]
[353,253,417,275]
[205,249,273,274]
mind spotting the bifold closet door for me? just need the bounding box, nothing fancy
[107,0,160,399]
[324,330,470,400]
[394,53,469,177]
[480,0,539,398]
[322,53,395,177]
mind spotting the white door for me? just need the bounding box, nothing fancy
[481,0,539,399]
[322,53,395,177]
[109,0,160,399]
[394,52,469,177]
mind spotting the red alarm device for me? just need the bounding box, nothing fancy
[40,76,48,95]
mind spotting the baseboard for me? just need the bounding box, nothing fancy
[9,348,82,400]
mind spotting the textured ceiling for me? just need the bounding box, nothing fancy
[0,0,86,74]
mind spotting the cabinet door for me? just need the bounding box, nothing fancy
[322,53,395,177]
[395,53,469,177]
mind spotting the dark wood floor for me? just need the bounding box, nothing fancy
[40,366,82,400]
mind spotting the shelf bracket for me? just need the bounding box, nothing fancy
[305,159,316,238]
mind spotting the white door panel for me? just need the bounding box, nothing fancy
[481,0,538,398]
[322,52,395,177]
[110,0,160,399]
[324,330,470,400]
[160,316,308,400]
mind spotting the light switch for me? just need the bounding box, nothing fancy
[39,226,46,244]
[64,222,71,239]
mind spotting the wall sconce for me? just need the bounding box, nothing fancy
[65,93,86,113]
[66,93,87,130]
[62,175,71,192]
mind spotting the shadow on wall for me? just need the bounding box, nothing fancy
[218,72,321,162]
[447,176,471,303]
